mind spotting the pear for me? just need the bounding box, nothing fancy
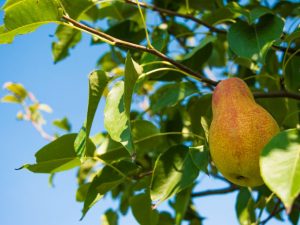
[208,78,279,187]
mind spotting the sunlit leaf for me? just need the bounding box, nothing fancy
[260,129,300,211]
[20,134,83,173]
[75,70,108,158]
[1,0,62,44]
[104,53,142,156]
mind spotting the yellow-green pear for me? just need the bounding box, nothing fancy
[208,78,279,187]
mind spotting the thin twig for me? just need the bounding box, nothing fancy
[31,122,55,141]
[191,185,238,197]
[125,0,298,55]
[259,201,284,225]
[133,170,153,179]
[62,15,218,86]
[62,16,300,101]
[253,91,300,101]
[124,0,226,34]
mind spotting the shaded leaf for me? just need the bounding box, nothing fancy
[81,160,139,218]
[52,25,82,63]
[228,14,284,62]
[101,209,118,225]
[173,187,192,225]
[189,145,209,173]
[151,145,199,204]
[150,82,199,113]
[130,192,159,225]
[60,0,94,19]
[235,188,256,225]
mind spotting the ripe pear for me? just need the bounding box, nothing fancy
[208,78,279,187]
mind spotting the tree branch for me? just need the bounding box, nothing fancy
[62,16,300,101]
[253,91,300,101]
[62,15,218,86]
[125,0,298,56]
[124,0,226,34]
[191,185,238,197]
[259,201,284,225]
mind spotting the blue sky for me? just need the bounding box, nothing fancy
[0,1,290,225]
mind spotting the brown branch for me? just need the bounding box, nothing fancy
[62,16,300,101]
[124,0,226,34]
[133,170,153,180]
[254,91,300,101]
[272,45,300,56]
[62,15,218,86]
[259,200,284,225]
[191,185,238,197]
[125,0,298,56]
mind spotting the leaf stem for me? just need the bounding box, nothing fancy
[191,185,238,197]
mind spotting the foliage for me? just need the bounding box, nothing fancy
[1,0,300,224]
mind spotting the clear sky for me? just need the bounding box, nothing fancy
[0,1,289,225]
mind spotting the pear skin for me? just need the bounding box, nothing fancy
[208,78,280,187]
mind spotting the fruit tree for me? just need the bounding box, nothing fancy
[1,0,300,224]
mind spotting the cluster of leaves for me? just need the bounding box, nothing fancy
[1,0,300,224]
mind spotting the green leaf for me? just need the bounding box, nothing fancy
[131,120,164,154]
[141,28,169,67]
[187,94,212,136]
[104,81,134,154]
[173,187,192,225]
[202,3,240,25]
[81,160,139,218]
[150,82,199,113]
[124,53,143,116]
[52,117,71,132]
[285,55,300,92]
[104,53,142,156]
[104,20,145,44]
[235,188,256,225]
[150,145,199,204]
[260,129,300,211]
[181,36,216,70]
[157,212,174,225]
[97,49,124,71]
[96,2,138,21]
[52,25,82,63]
[189,146,209,173]
[1,0,62,44]
[101,209,118,225]
[20,134,82,173]
[289,205,300,225]
[75,71,108,158]
[60,0,94,19]
[228,14,284,62]
[130,192,159,225]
